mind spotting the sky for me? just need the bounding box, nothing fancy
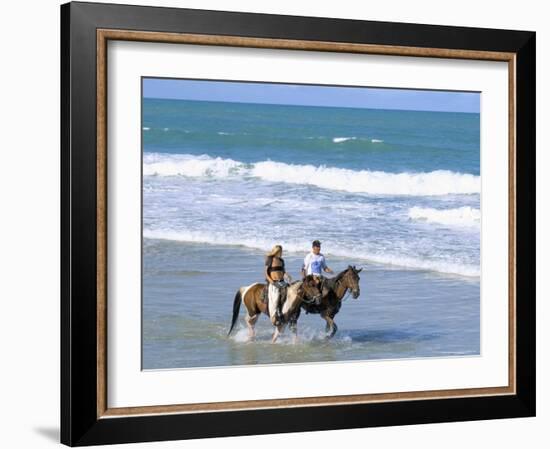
[143,78,480,113]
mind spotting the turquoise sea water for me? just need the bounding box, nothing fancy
[143,98,480,175]
[142,97,480,369]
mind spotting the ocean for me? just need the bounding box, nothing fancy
[142,97,480,370]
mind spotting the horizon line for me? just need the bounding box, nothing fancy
[142,96,480,114]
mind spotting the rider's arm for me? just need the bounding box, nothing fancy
[322,256,334,273]
[265,257,274,283]
[301,254,309,278]
[265,265,274,283]
[281,258,291,282]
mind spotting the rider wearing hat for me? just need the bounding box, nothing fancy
[301,240,333,306]
[301,240,333,279]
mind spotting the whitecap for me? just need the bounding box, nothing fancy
[143,153,480,196]
[332,137,356,143]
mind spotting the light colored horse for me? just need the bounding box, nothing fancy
[228,276,321,343]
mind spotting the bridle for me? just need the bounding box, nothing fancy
[335,269,359,301]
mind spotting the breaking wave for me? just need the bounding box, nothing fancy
[143,153,480,196]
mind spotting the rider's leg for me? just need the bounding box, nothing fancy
[268,283,281,326]
[276,284,287,321]
[313,275,322,305]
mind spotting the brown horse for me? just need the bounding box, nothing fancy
[228,276,321,343]
[301,265,362,338]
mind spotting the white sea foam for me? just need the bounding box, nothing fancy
[144,228,299,254]
[332,137,356,143]
[251,161,480,195]
[408,206,481,227]
[363,252,479,277]
[229,325,341,344]
[231,327,250,343]
[142,127,150,131]
[143,153,244,178]
[143,153,480,196]
[143,228,479,277]
[371,139,384,143]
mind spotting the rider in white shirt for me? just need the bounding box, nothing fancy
[301,240,333,280]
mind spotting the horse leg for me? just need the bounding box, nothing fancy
[271,323,286,343]
[328,309,339,338]
[288,309,301,344]
[289,320,298,344]
[321,313,337,338]
[245,313,259,340]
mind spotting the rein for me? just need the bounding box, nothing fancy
[335,275,352,302]
[297,277,332,305]
[340,286,352,302]
[302,269,356,305]
[341,289,353,302]
[300,281,318,305]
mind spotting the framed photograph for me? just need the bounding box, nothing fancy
[61,1,536,446]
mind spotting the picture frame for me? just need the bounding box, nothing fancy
[60,1,536,446]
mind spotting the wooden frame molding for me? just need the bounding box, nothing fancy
[96,28,517,419]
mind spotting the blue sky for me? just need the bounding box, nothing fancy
[143,78,480,113]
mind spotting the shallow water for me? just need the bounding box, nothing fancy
[142,240,480,369]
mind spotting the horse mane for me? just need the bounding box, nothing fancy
[324,267,351,289]
[290,275,315,286]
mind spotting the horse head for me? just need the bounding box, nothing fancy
[282,276,322,322]
[301,275,322,303]
[343,265,362,299]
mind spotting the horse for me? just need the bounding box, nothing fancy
[301,265,362,338]
[227,275,322,343]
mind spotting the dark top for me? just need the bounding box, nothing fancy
[265,256,285,275]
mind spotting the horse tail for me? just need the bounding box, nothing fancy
[228,289,243,336]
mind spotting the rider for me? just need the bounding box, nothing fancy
[301,240,333,303]
[265,245,292,326]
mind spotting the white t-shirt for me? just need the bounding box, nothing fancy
[303,252,327,276]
